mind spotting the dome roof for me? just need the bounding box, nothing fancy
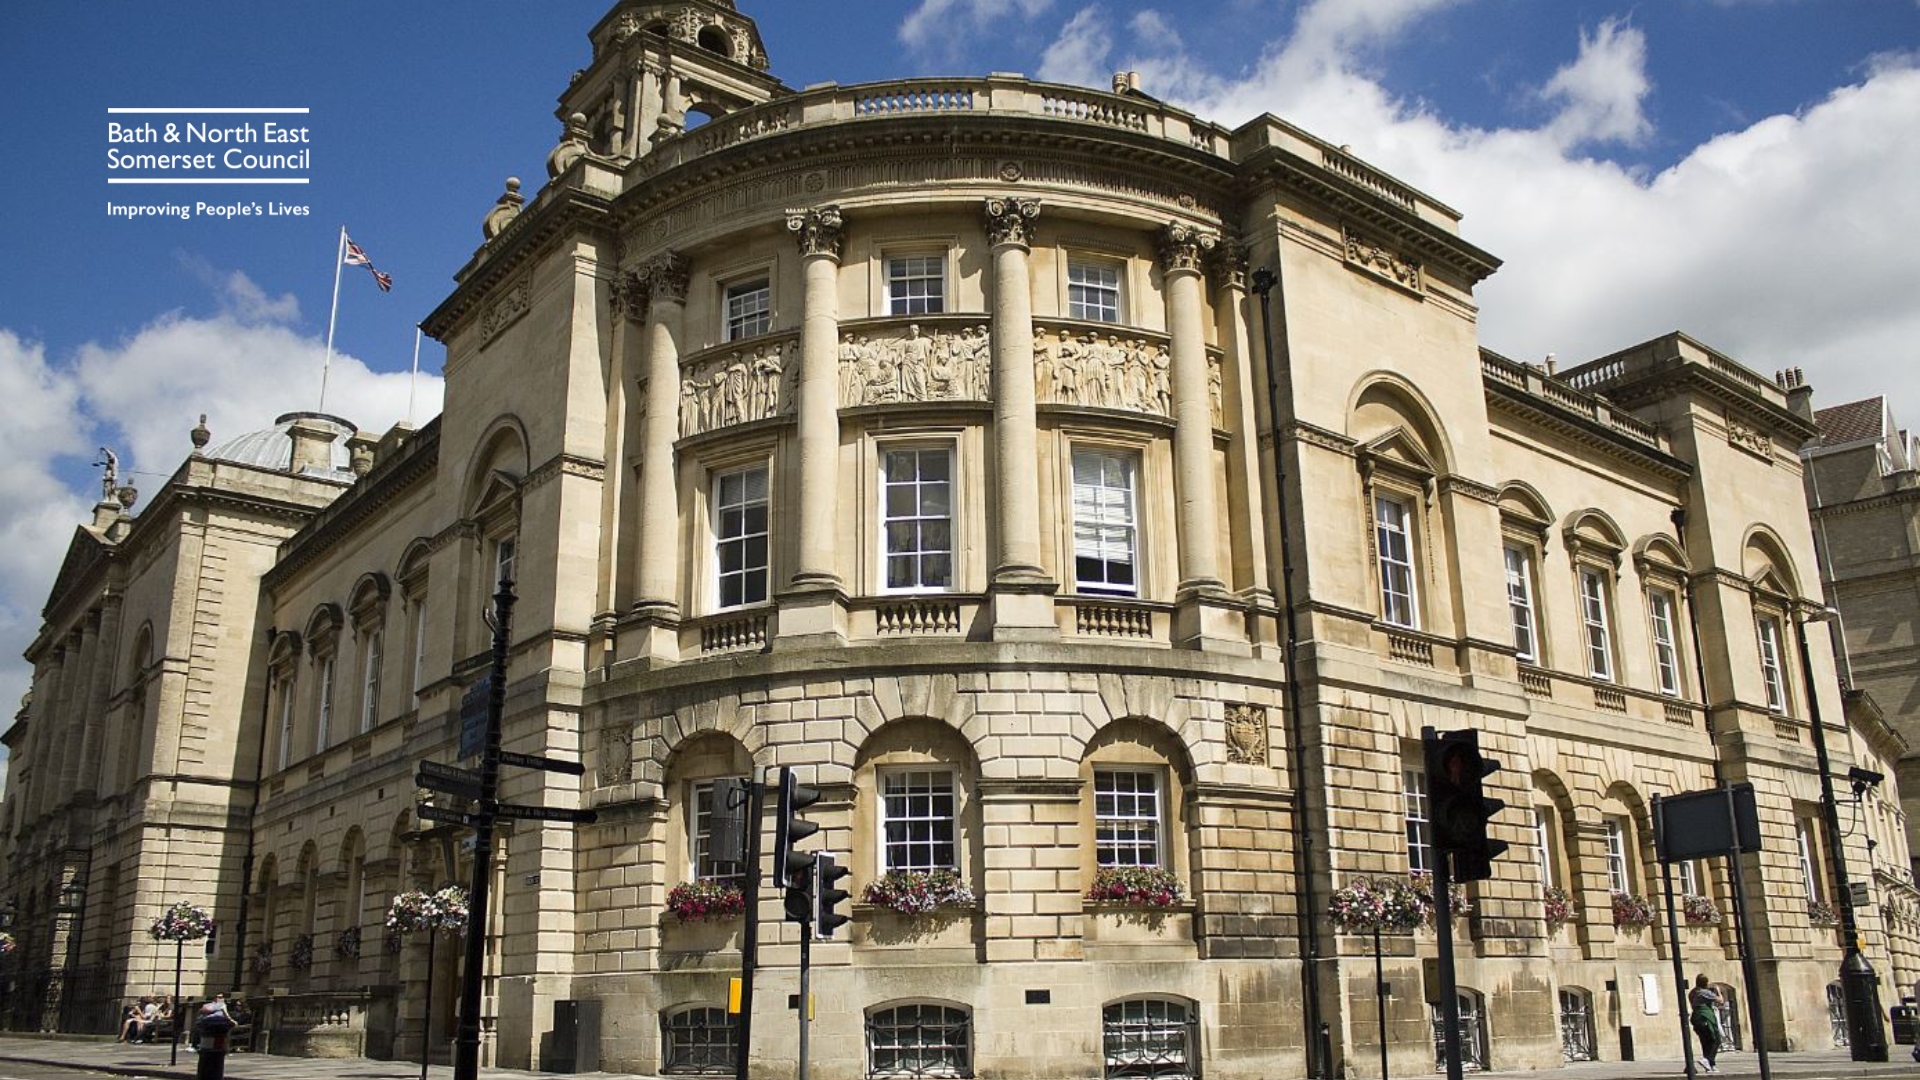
[203,412,357,478]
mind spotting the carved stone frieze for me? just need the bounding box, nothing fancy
[1158,221,1219,274]
[1209,239,1249,291]
[597,725,633,787]
[1224,704,1269,766]
[1034,327,1172,418]
[1342,224,1423,293]
[1726,412,1772,460]
[480,275,533,344]
[681,339,799,437]
[786,205,846,261]
[840,323,994,407]
[983,197,1042,249]
[635,251,692,306]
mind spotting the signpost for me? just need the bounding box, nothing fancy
[457,679,488,760]
[417,761,484,801]
[497,750,586,776]
[417,805,477,828]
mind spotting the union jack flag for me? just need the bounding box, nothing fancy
[343,233,393,292]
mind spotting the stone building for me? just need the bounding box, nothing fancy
[5,1,1916,1075]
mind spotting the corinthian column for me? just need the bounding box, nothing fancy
[630,252,691,657]
[984,197,1058,640]
[1161,222,1245,653]
[1210,241,1278,657]
[777,206,850,648]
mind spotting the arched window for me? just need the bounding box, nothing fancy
[1431,989,1488,1070]
[1558,987,1594,1061]
[1081,719,1191,892]
[855,720,979,887]
[1102,998,1197,1078]
[696,25,733,58]
[664,734,752,887]
[662,1006,737,1074]
[866,1003,971,1078]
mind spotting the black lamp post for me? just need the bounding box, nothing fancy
[1795,607,1888,1061]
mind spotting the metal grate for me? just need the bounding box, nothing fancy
[1103,999,1197,1079]
[868,1004,971,1078]
[663,1007,738,1075]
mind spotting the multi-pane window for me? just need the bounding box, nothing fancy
[1605,817,1630,893]
[1375,496,1418,628]
[1068,260,1122,323]
[882,449,954,592]
[410,600,428,700]
[1404,768,1432,873]
[1073,450,1138,597]
[690,781,747,885]
[1579,569,1614,682]
[1534,807,1554,888]
[714,467,770,609]
[359,630,383,734]
[1505,545,1538,661]
[1649,589,1682,696]
[1757,616,1788,713]
[494,536,517,587]
[881,770,957,872]
[867,1004,971,1078]
[276,679,296,771]
[1677,860,1700,896]
[662,1007,737,1075]
[1797,818,1820,899]
[315,656,336,753]
[724,279,772,341]
[886,256,946,316]
[1094,769,1164,868]
[1103,999,1196,1079]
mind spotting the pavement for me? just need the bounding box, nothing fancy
[0,1035,1913,1080]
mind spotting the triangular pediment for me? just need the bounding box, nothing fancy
[1360,427,1438,478]
[470,469,522,521]
[43,527,111,619]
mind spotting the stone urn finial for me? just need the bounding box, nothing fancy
[482,177,524,241]
[116,484,138,510]
[190,414,211,453]
[547,113,592,180]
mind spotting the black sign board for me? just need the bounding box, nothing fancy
[459,678,490,760]
[418,804,479,828]
[1654,783,1762,862]
[417,760,484,800]
[495,803,598,824]
[496,750,586,776]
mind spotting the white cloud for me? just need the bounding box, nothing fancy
[0,271,445,754]
[1034,0,1920,431]
[1038,6,1115,85]
[901,0,1056,54]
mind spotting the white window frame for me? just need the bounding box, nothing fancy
[879,768,958,873]
[879,446,955,594]
[359,629,383,734]
[1067,258,1123,324]
[1605,816,1630,893]
[1677,860,1700,897]
[1505,544,1538,662]
[1094,768,1164,869]
[690,779,747,885]
[409,598,428,701]
[723,278,772,342]
[1579,568,1615,682]
[884,253,947,317]
[1375,494,1419,628]
[314,655,336,754]
[1649,588,1682,697]
[713,464,771,610]
[1072,448,1140,598]
[1534,806,1554,889]
[276,678,296,771]
[493,535,517,588]
[1797,818,1820,899]
[1404,767,1432,874]
[1757,615,1789,714]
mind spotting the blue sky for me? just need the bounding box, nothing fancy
[1,0,1917,773]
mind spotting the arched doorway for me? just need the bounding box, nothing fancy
[1558,987,1595,1061]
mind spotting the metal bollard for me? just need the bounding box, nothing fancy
[195,1012,236,1080]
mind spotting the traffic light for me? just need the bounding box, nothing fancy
[1423,727,1508,882]
[815,853,852,939]
[773,767,821,926]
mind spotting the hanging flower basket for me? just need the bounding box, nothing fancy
[1544,886,1575,932]
[0,932,15,956]
[667,880,746,923]
[290,933,315,971]
[1682,894,1722,927]
[861,869,976,915]
[1086,867,1185,909]
[148,901,214,942]
[387,886,471,934]
[249,943,272,981]
[1807,899,1841,927]
[334,924,363,960]
[1611,890,1656,930]
[1408,872,1471,923]
[1328,877,1426,933]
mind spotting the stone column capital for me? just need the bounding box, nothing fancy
[787,205,847,261]
[1208,238,1250,292]
[1158,221,1219,276]
[634,251,692,308]
[611,272,650,324]
[984,196,1042,249]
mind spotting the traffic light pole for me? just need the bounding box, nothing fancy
[735,771,766,1080]
[1432,850,1464,1080]
[797,913,812,1080]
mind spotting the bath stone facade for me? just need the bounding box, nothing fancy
[5,1,1918,1076]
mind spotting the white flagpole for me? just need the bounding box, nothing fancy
[407,325,422,427]
[319,225,347,413]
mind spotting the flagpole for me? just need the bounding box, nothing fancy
[320,225,347,414]
[408,325,422,427]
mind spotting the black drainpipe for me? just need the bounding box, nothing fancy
[230,624,277,990]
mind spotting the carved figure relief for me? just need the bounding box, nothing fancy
[1342,225,1423,292]
[1224,704,1269,765]
[680,340,798,437]
[1033,328,1173,417]
[839,324,994,407]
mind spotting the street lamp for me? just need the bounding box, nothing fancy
[1795,606,1888,1061]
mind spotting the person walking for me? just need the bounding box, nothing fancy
[1689,974,1723,1073]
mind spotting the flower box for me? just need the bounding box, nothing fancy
[1086,867,1184,909]
[667,880,746,923]
[861,869,976,916]
[1612,890,1656,931]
